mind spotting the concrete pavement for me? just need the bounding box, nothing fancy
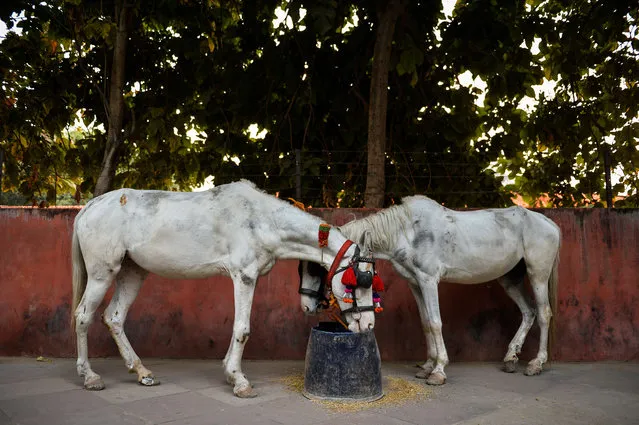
[1,358,637,425]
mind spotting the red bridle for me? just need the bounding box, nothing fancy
[325,239,354,285]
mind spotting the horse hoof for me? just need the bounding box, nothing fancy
[84,376,105,391]
[234,384,257,398]
[503,360,518,373]
[524,364,543,376]
[139,376,161,386]
[426,371,446,386]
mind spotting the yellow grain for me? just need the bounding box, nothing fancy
[278,374,431,413]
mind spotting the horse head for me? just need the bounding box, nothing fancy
[298,260,327,314]
[299,232,379,332]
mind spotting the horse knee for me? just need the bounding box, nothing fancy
[75,310,92,333]
[235,331,250,344]
[103,313,123,336]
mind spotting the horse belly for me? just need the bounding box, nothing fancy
[126,237,230,280]
[442,248,523,284]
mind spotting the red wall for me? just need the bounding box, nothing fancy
[1,206,638,362]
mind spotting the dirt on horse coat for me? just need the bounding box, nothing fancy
[71,180,375,397]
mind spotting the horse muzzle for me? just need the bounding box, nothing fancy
[347,311,375,332]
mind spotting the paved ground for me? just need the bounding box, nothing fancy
[0,357,637,425]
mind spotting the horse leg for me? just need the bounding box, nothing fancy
[75,274,115,390]
[525,272,553,376]
[103,260,157,386]
[417,277,449,386]
[498,276,536,373]
[223,271,258,398]
[408,284,437,379]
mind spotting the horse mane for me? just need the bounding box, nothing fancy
[338,203,412,253]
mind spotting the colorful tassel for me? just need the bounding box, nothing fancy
[372,274,384,292]
[318,223,331,248]
[373,292,383,313]
[341,267,357,286]
[343,286,354,303]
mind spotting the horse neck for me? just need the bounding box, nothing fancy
[273,208,350,265]
[338,205,411,255]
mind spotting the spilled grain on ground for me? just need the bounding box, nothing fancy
[278,374,431,413]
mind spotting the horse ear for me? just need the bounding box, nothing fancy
[358,232,367,248]
[358,230,372,253]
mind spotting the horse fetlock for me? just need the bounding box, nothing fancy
[415,360,435,378]
[135,366,156,382]
[76,361,91,377]
[230,371,251,394]
[505,345,521,360]
[503,349,519,363]
[415,368,431,379]
[126,359,142,372]
[225,368,242,385]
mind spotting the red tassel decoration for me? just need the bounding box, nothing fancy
[373,274,384,292]
[341,267,357,286]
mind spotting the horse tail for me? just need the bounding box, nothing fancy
[548,230,561,359]
[71,223,87,331]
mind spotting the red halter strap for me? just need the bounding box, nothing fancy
[325,240,354,286]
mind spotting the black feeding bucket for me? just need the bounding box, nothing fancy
[303,322,383,402]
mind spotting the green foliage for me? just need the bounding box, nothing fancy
[1,0,637,207]
[444,0,639,207]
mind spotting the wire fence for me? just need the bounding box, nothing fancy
[206,148,511,205]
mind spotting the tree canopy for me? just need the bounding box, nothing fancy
[1,0,637,208]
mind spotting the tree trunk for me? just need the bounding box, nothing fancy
[93,0,130,197]
[365,0,403,208]
[603,147,613,210]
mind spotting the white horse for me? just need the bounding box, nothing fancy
[71,180,375,397]
[299,195,561,385]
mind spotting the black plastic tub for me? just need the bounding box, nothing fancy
[303,322,383,402]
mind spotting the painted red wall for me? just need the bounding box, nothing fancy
[1,206,637,362]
